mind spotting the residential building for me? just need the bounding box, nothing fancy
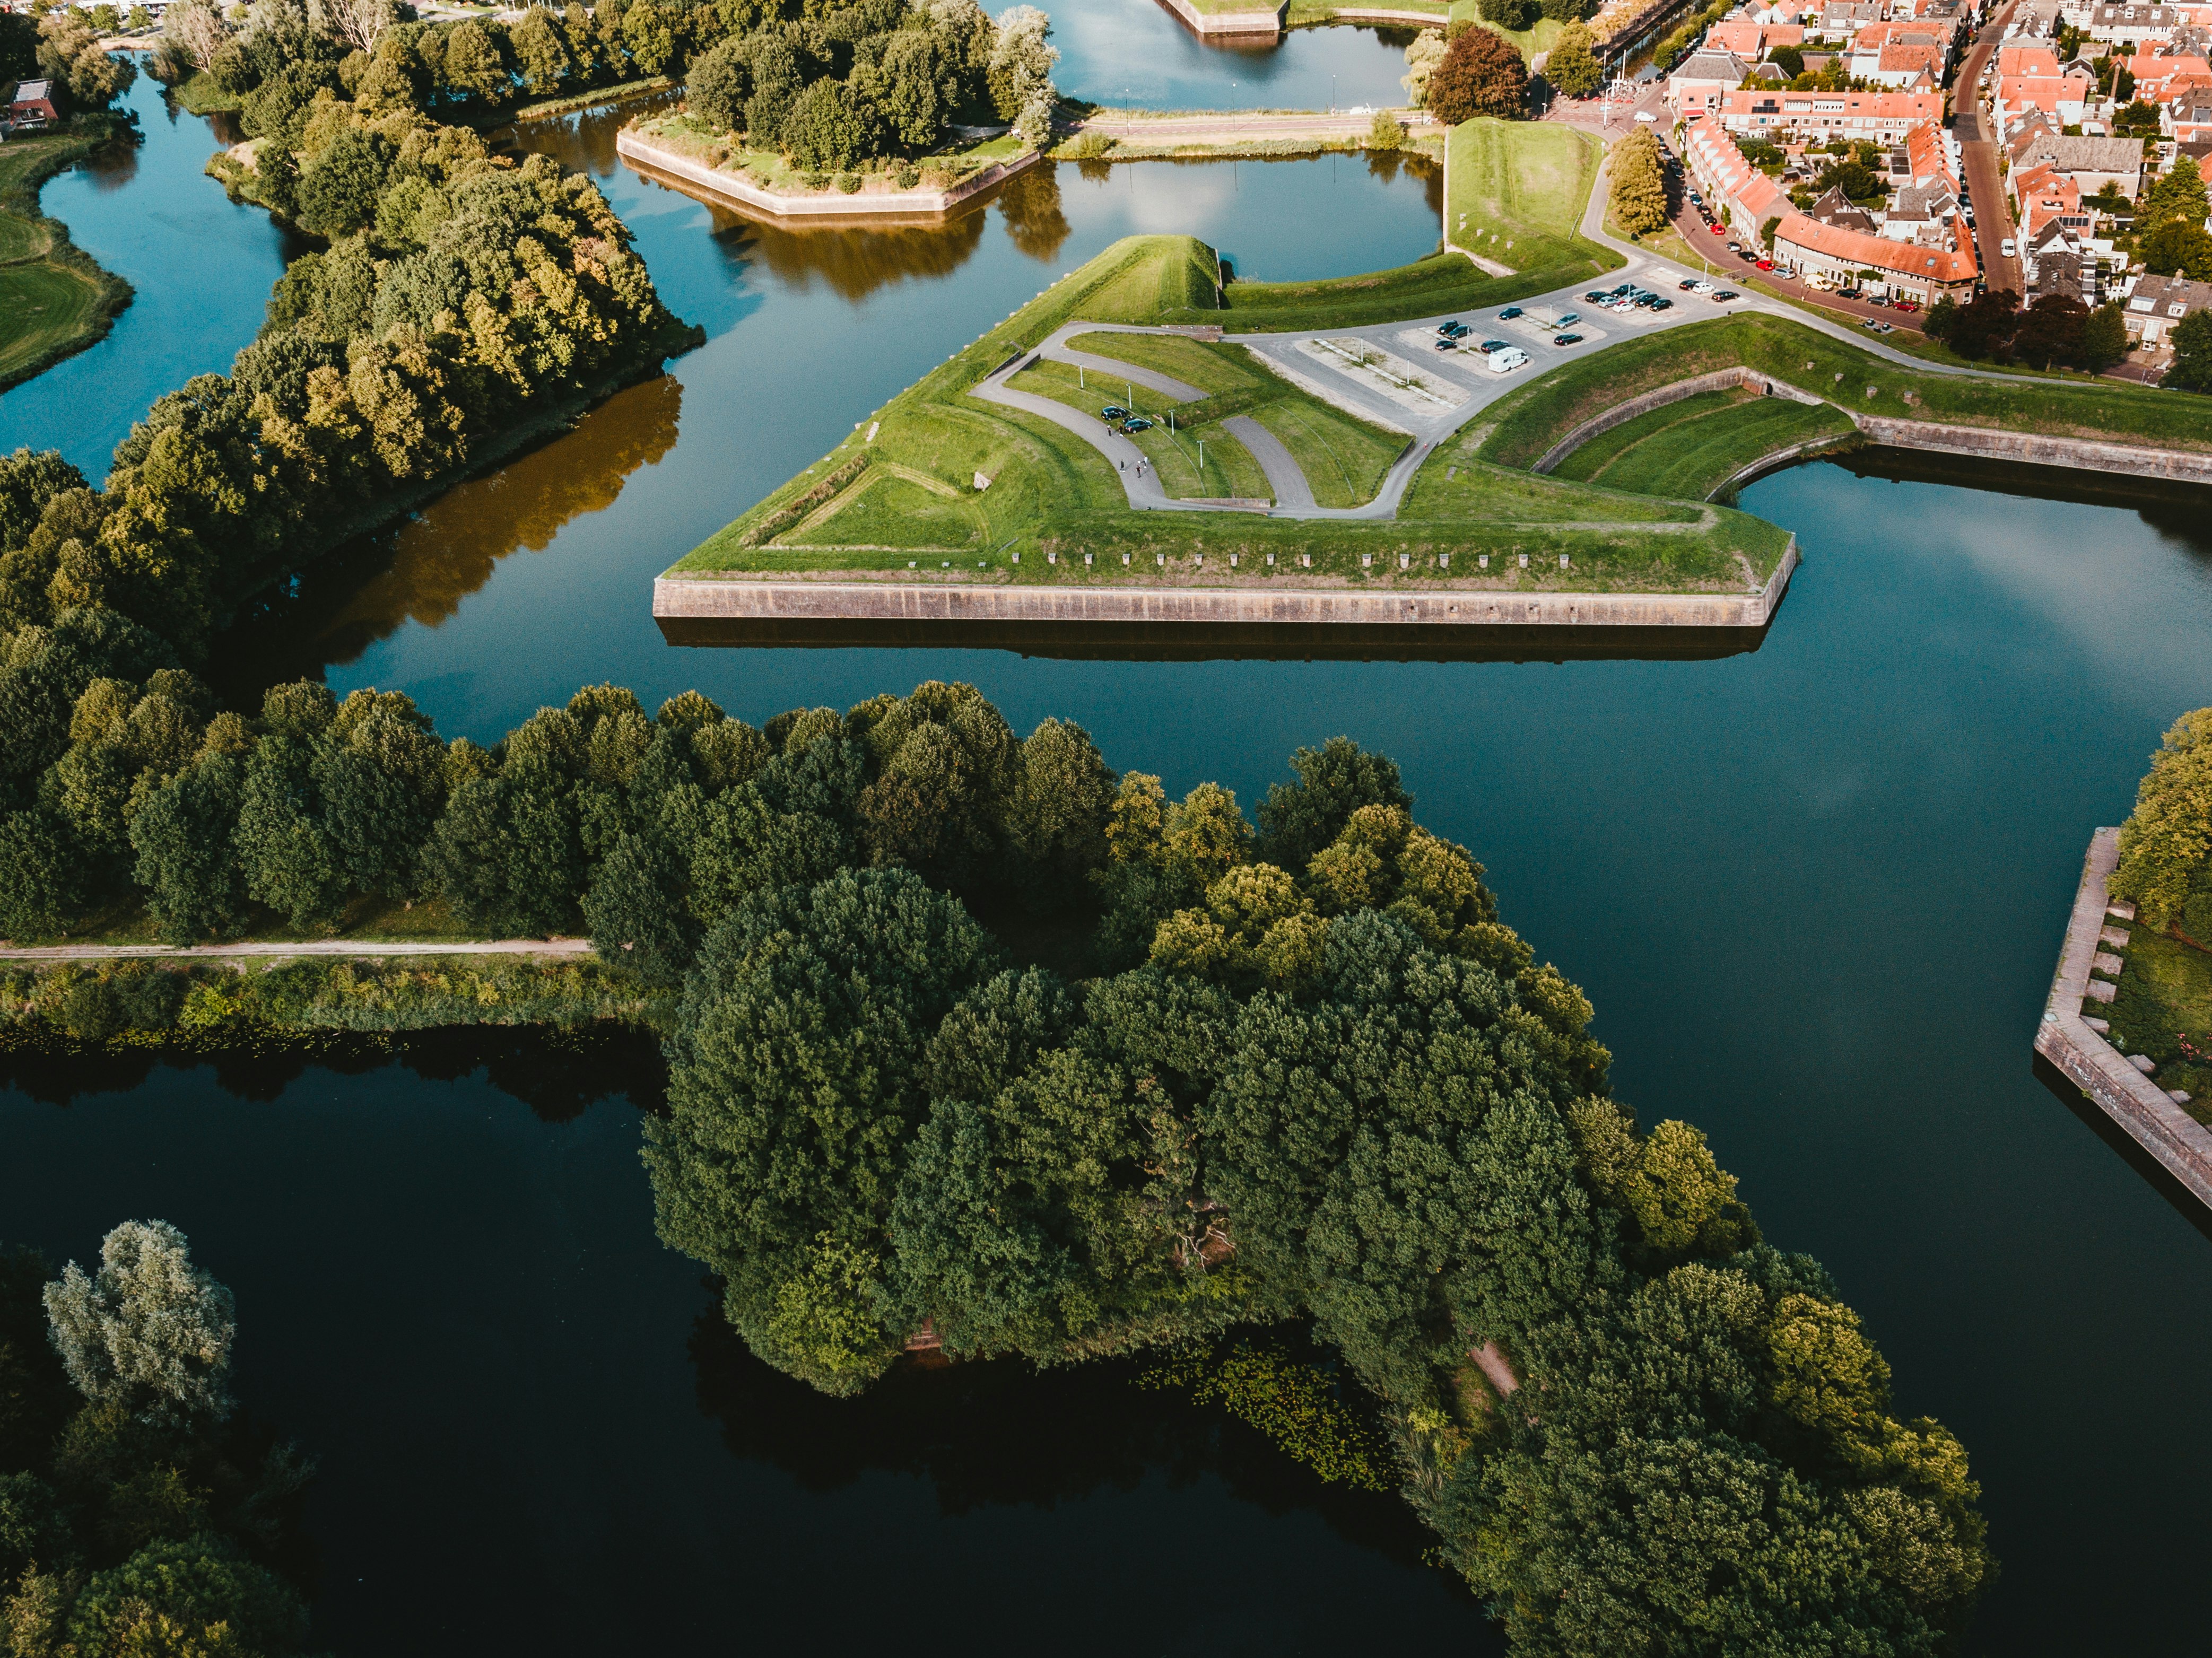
[1817,1,1886,36]
[1715,86,1946,138]
[1808,181,1884,229]
[2007,128,2147,194]
[1683,113,1793,231]
[4,79,58,131]
[1884,180,1965,238]
[1668,49,1756,113]
[1773,211,1981,298]
[2081,2,2187,42]
[2123,269,2212,340]
[1705,18,1808,53]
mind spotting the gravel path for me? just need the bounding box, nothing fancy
[0,938,596,962]
[1224,415,1315,508]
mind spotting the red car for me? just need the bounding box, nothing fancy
[1755,258,1774,270]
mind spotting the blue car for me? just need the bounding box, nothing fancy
[1499,306,1523,320]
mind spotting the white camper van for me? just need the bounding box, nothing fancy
[1485,346,1530,373]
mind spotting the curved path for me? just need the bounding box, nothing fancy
[969,134,2061,526]
[1224,415,1316,508]
[0,938,595,962]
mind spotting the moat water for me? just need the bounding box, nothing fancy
[4,21,2212,1656]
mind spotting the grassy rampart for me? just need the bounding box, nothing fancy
[677,235,1793,591]
[0,121,136,394]
[1445,119,1615,282]
[1474,314,2212,469]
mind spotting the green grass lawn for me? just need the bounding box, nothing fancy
[1554,392,1856,500]
[1065,331,1265,396]
[1445,2,1563,57]
[676,235,1803,590]
[2102,926,2212,1127]
[0,125,132,392]
[1446,119,1615,282]
[1005,358,1273,500]
[1248,399,1405,508]
[1474,314,2212,469]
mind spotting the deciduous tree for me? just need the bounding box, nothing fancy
[1425,20,1528,121]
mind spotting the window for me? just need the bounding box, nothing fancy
[2171,302,2188,316]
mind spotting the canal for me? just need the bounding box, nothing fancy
[4,14,2212,1655]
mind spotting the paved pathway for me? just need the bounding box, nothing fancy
[968,134,2064,525]
[0,938,596,962]
[1224,415,1316,507]
[1054,344,1204,403]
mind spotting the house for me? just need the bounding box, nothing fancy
[1683,114,1793,232]
[1716,86,1946,139]
[1668,49,1757,113]
[1773,209,1981,298]
[1850,20,1956,81]
[2007,128,2147,194]
[1818,0,1886,36]
[1807,181,1884,230]
[1906,116,1963,189]
[1997,59,2102,122]
[2082,2,2187,42]
[1704,17,1808,53]
[2118,46,2212,99]
[2026,222,2102,301]
[2166,92,2212,138]
[1884,180,1964,238]
[4,79,59,132]
[2123,269,2212,341]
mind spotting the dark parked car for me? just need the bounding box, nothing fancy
[1678,278,1699,290]
[1121,417,1154,432]
[1712,289,1738,302]
[1650,297,1673,310]
[1499,306,1523,319]
[1479,339,1510,353]
[1553,332,1584,346]
[1099,406,1129,421]
[1555,312,1581,326]
[1584,290,1610,302]
[1437,319,1470,337]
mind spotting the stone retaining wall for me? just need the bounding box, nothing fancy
[2034,827,2212,1211]
[1854,417,2212,486]
[616,128,1039,217]
[1531,368,1826,474]
[655,537,1797,631]
[1156,0,1286,32]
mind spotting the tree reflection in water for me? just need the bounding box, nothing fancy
[685,1304,1465,1585]
[0,1026,662,1123]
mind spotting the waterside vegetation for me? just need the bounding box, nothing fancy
[2105,707,2212,1111]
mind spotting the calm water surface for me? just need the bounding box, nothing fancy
[5,28,2212,1655]
[0,75,302,476]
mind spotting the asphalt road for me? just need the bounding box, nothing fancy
[1954,0,2027,293]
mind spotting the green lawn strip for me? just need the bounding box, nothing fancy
[1586,399,1858,500]
[1472,314,2212,468]
[1,892,517,950]
[1247,398,1405,507]
[2101,926,2212,1127]
[1064,331,1268,396]
[632,111,1018,193]
[1007,359,1271,500]
[1445,118,1615,278]
[1554,389,1752,483]
[1400,453,1709,525]
[1442,2,1562,55]
[0,123,134,392]
[1288,0,1448,19]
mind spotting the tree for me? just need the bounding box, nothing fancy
[38,7,138,104]
[621,0,676,77]
[1609,126,1668,234]
[1400,25,1445,107]
[1254,735,1408,871]
[160,0,232,72]
[1477,0,1537,29]
[317,0,394,55]
[296,123,394,237]
[1945,287,2019,361]
[1367,107,1403,149]
[1545,21,1601,97]
[1002,715,1116,903]
[2140,217,2212,281]
[780,74,865,170]
[511,4,572,94]
[129,752,251,944]
[641,867,1000,1393]
[986,3,1056,124]
[2109,707,2212,921]
[60,1534,308,1658]
[439,19,511,104]
[1421,23,1527,124]
[1922,292,1958,341]
[2079,300,2128,370]
[686,32,746,129]
[2010,292,2087,369]
[43,1221,236,1427]
[2141,153,2208,230]
[2168,307,2212,392]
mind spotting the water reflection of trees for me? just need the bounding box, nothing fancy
[242,371,681,682]
[0,1027,663,1124]
[718,199,993,302]
[997,163,1073,263]
[685,1307,1457,1576]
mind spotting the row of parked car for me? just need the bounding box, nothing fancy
[1437,318,1532,372]
[1096,405,1154,432]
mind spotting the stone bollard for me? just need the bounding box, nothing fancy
[1301,553,1311,566]
[1399,553,1410,569]
[1362,553,1373,567]
[1439,553,1450,569]
[1519,553,1529,568]
[1560,554,1570,569]
[1478,554,1487,569]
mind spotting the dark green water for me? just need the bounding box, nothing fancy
[6,25,2212,1655]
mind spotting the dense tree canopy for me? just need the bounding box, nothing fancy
[0,1226,315,1656]
[1426,24,1529,124]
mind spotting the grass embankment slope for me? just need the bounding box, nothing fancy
[1472,313,2212,471]
[0,125,134,392]
[1148,120,1617,336]
[1549,388,1856,501]
[2102,928,2212,1125]
[677,234,1792,592]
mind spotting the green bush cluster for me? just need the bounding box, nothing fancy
[2111,707,2212,939]
[0,1238,316,1657]
[0,956,654,1045]
[1143,1338,1394,1489]
[636,692,1994,1653]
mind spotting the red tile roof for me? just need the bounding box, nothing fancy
[1775,211,1980,283]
